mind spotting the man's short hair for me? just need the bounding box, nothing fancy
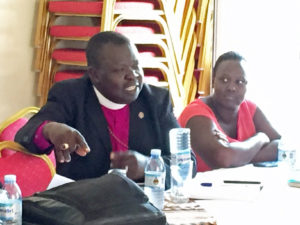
[86,31,131,68]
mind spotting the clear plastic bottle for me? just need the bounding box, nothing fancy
[169,128,192,203]
[0,181,9,225]
[144,149,166,210]
[3,175,22,225]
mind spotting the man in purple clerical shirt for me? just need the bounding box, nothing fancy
[15,31,197,188]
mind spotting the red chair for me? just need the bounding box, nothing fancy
[0,141,56,197]
[0,107,39,157]
[0,107,56,166]
[0,107,57,197]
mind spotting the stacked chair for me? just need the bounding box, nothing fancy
[180,0,198,106]
[194,0,215,97]
[34,0,215,115]
[176,0,215,105]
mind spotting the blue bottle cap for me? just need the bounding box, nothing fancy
[4,174,16,182]
[151,149,161,157]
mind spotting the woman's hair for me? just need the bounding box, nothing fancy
[86,31,130,68]
[213,51,245,77]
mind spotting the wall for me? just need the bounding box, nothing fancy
[215,0,300,143]
[0,0,38,121]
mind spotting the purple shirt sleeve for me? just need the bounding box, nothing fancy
[33,121,52,151]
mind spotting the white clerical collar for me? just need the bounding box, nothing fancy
[93,86,127,110]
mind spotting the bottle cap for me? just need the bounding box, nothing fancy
[4,174,16,183]
[169,128,191,151]
[150,149,161,157]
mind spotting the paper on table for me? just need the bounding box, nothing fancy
[47,174,74,190]
[187,178,263,201]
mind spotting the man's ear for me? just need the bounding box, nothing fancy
[87,66,98,83]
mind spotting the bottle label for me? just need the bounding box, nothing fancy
[171,149,191,166]
[144,171,165,189]
[0,202,14,221]
[171,149,192,183]
[0,200,21,223]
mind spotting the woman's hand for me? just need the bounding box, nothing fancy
[255,132,270,146]
[213,129,229,145]
[43,122,90,163]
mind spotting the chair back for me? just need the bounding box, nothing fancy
[0,141,56,197]
[0,107,40,157]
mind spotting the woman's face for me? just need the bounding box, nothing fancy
[212,59,247,110]
[89,42,144,104]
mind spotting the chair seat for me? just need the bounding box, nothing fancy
[54,70,160,84]
[54,70,85,82]
[49,1,155,15]
[50,26,99,38]
[49,1,103,15]
[52,49,86,62]
[50,25,155,38]
[52,48,158,63]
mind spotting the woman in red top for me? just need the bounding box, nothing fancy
[178,51,281,172]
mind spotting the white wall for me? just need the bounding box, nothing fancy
[216,0,300,144]
[0,0,38,121]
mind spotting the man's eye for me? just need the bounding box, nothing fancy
[113,67,124,73]
[237,80,247,85]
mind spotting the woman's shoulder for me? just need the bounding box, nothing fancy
[186,97,213,111]
[240,99,257,116]
[178,98,214,127]
[241,99,256,107]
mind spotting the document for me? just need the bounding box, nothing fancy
[188,183,262,201]
[47,174,74,190]
[187,170,263,201]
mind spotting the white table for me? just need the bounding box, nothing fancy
[185,164,300,225]
[47,164,300,225]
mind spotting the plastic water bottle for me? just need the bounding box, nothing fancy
[169,128,192,203]
[278,138,297,167]
[144,149,166,210]
[3,175,22,225]
[0,182,9,225]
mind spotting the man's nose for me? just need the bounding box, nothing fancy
[126,68,139,79]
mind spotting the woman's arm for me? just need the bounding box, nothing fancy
[250,106,281,162]
[186,116,270,169]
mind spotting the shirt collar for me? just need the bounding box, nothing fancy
[93,86,127,110]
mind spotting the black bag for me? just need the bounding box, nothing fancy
[22,173,167,225]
